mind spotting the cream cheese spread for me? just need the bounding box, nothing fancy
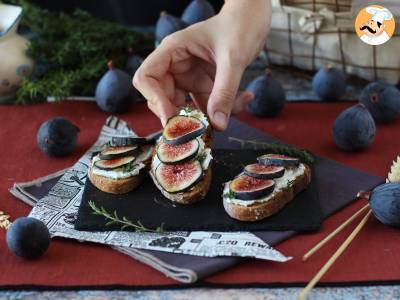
[224,163,306,207]
[179,108,209,127]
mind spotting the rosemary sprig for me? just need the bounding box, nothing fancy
[88,201,164,233]
[228,137,315,165]
[0,211,11,230]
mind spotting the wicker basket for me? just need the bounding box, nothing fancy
[264,0,400,84]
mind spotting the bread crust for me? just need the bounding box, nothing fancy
[223,164,312,221]
[88,168,143,194]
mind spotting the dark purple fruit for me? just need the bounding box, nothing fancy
[95,61,137,113]
[125,48,143,77]
[369,183,400,227]
[99,146,138,160]
[94,156,135,170]
[155,11,187,45]
[359,81,400,123]
[157,139,199,164]
[37,117,79,157]
[332,104,376,151]
[244,164,285,179]
[162,115,206,145]
[110,136,150,147]
[312,65,346,101]
[229,175,275,200]
[246,69,286,117]
[155,160,203,193]
[6,217,50,259]
[181,0,216,25]
[257,154,300,167]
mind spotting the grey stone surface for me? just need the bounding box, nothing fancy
[1,286,400,300]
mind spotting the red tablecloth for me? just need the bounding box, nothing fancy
[1,101,399,288]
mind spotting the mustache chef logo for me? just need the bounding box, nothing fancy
[355,5,395,46]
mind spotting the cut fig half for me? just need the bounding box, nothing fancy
[163,115,206,145]
[257,154,300,167]
[244,164,285,179]
[111,136,150,147]
[94,156,135,170]
[99,146,138,160]
[157,139,199,164]
[229,175,275,200]
[155,160,203,193]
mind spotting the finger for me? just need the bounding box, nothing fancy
[190,92,210,113]
[133,44,179,125]
[231,91,254,115]
[133,74,177,125]
[207,62,244,130]
[173,88,187,108]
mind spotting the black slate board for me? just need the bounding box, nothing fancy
[75,149,321,232]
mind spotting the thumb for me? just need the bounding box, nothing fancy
[207,61,244,130]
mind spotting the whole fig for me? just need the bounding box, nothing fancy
[332,104,376,151]
[6,217,51,259]
[181,0,216,25]
[37,117,79,156]
[95,61,136,113]
[312,65,346,101]
[155,11,186,45]
[369,183,400,227]
[359,81,400,123]
[246,69,286,117]
[125,48,143,77]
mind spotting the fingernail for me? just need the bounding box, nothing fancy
[213,111,228,130]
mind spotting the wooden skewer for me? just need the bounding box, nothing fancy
[297,209,372,300]
[302,203,370,261]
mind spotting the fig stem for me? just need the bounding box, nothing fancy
[265,68,272,77]
[107,61,115,70]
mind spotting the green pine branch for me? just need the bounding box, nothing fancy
[228,137,315,164]
[11,0,154,103]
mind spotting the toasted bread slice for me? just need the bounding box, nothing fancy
[88,145,153,195]
[150,109,213,204]
[88,168,144,194]
[223,164,311,221]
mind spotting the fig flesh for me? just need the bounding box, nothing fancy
[157,139,199,164]
[244,164,285,179]
[257,154,300,167]
[229,175,275,200]
[163,115,206,145]
[155,160,203,193]
[94,156,135,170]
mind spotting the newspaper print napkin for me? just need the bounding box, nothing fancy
[21,116,290,263]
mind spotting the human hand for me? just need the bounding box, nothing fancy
[133,0,271,130]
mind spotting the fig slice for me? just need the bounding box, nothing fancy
[229,174,275,200]
[99,146,138,160]
[163,115,206,145]
[157,139,199,164]
[155,160,203,193]
[243,164,285,179]
[94,156,135,170]
[257,153,300,167]
[110,136,150,147]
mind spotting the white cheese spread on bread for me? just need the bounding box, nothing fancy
[223,163,306,206]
